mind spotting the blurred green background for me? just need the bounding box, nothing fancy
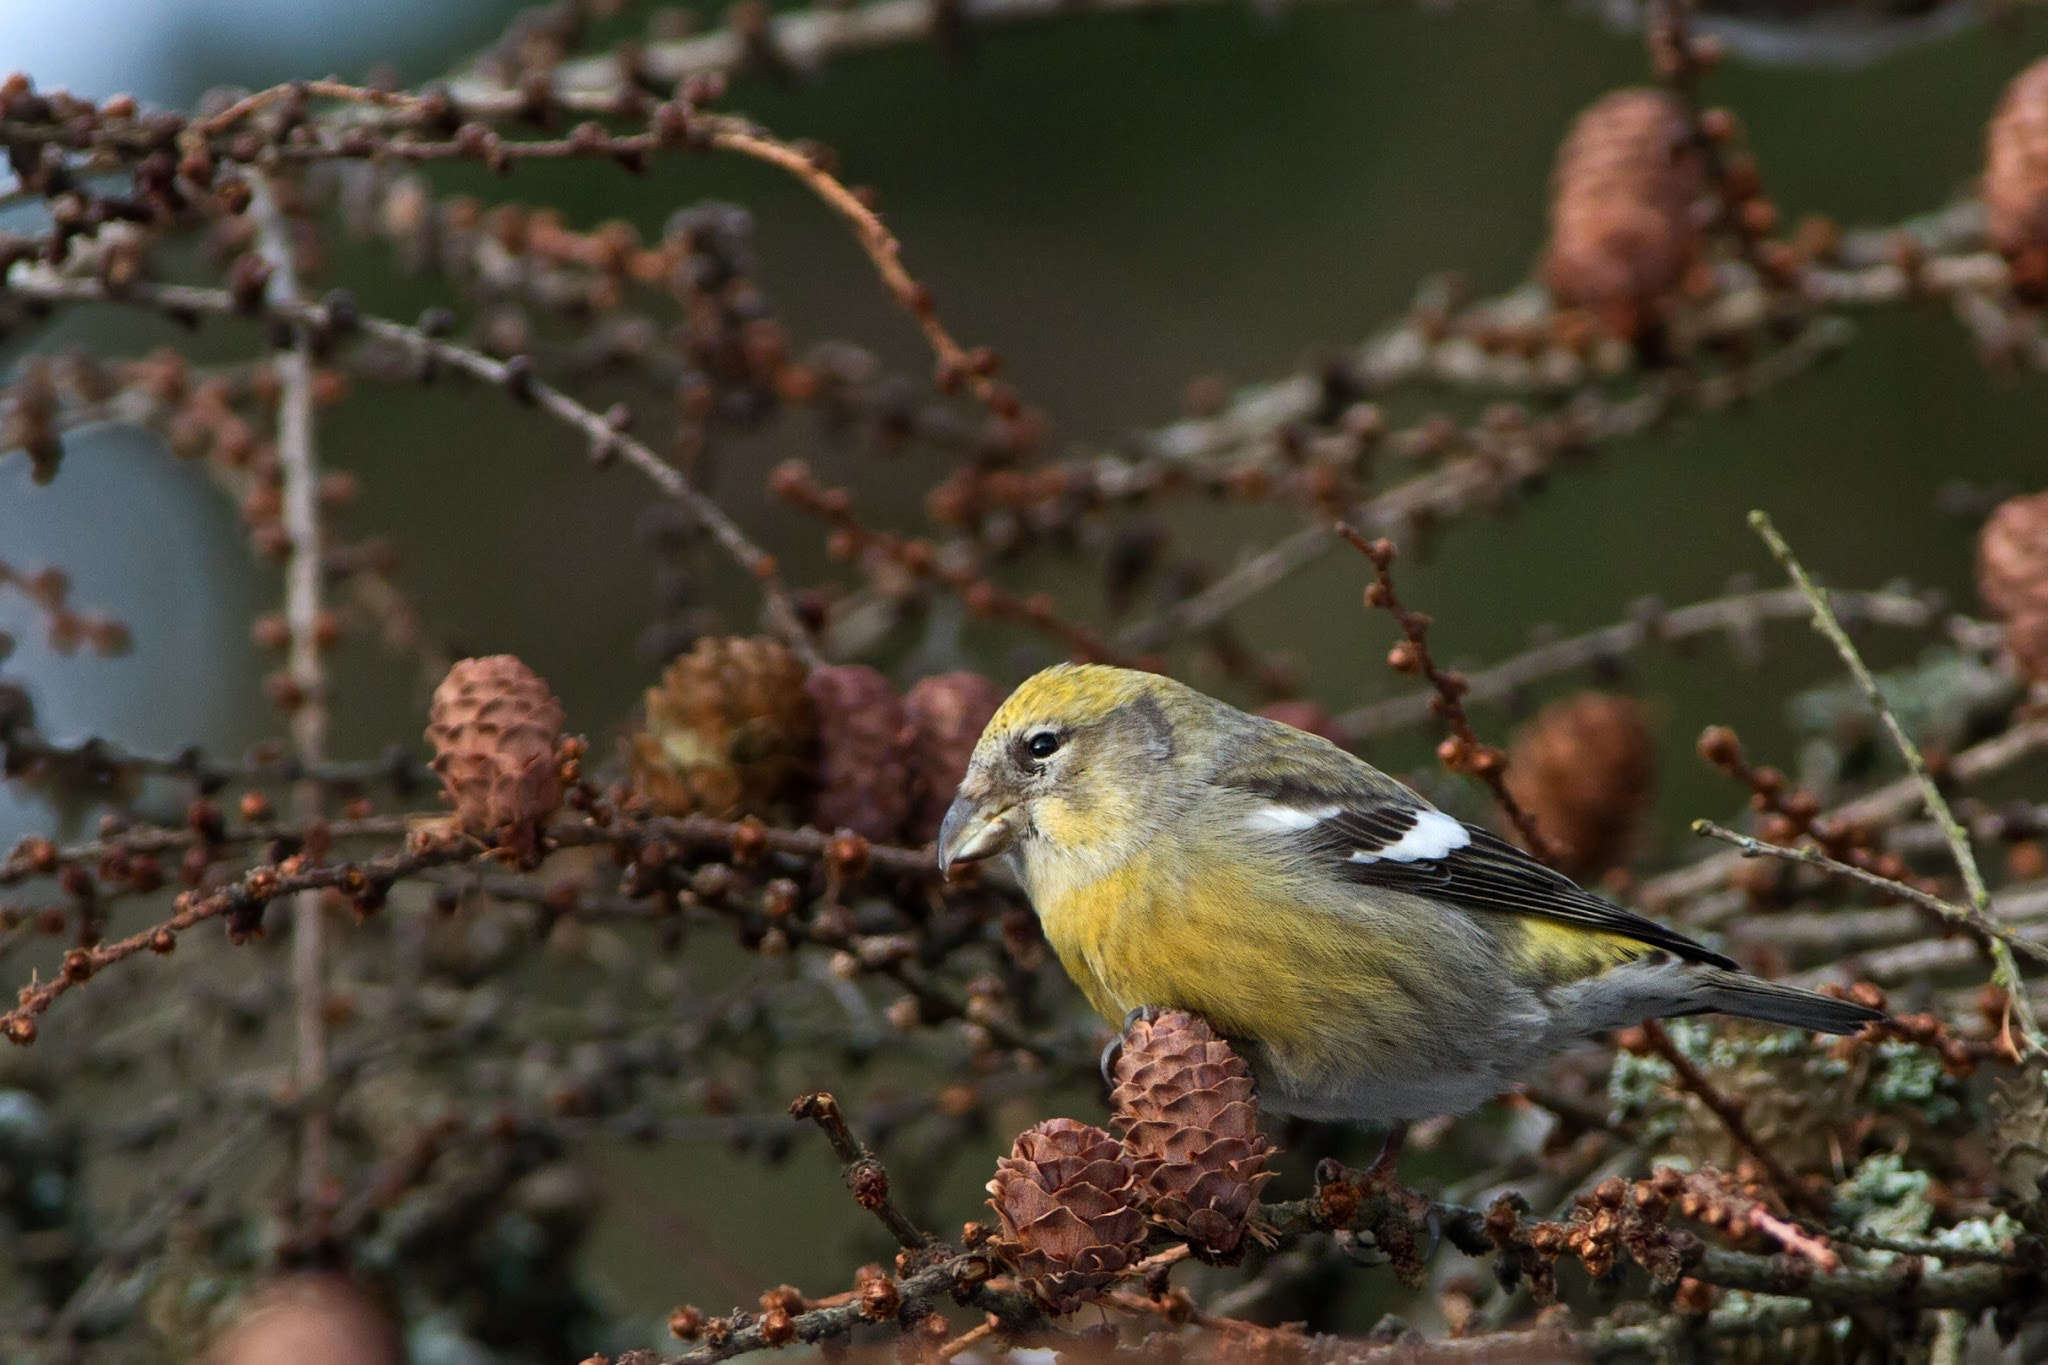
[7,0,2048,1334]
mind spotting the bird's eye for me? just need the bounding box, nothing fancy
[1026,730,1061,760]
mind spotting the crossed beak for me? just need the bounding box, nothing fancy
[936,794,1019,880]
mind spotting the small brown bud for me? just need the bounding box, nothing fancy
[855,1272,901,1322]
[1696,725,1742,769]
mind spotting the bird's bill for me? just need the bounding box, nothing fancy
[936,796,1017,879]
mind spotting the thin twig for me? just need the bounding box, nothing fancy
[171,81,1021,423]
[934,1320,997,1361]
[1637,1019,1819,1217]
[1826,1228,2027,1266]
[1746,1205,1841,1271]
[1341,586,1989,738]
[434,0,1356,110]
[249,169,332,1218]
[0,839,479,1042]
[360,313,824,667]
[1691,818,2048,969]
[1118,316,1852,650]
[1337,525,1560,861]
[1649,0,1779,284]
[1645,713,2048,914]
[789,1091,933,1250]
[0,266,821,667]
[1748,509,2042,1054]
[699,120,1011,418]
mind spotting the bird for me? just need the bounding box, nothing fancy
[936,663,1883,1175]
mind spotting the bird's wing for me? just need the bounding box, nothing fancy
[1227,772,1735,970]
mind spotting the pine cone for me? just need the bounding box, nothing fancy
[1987,58,2048,302]
[985,1118,1147,1313]
[628,636,814,819]
[902,671,1007,844]
[805,664,912,841]
[1541,89,1707,344]
[1502,692,1653,879]
[1109,1011,1276,1263]
[1978,491,2048,622]
[425,655,566,864]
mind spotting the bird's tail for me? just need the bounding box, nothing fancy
[1680,970,1885,1036]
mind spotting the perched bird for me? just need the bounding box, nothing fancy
[938,664,1882,1145]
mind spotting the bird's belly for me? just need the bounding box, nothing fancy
[1245,1022,1554,1125]
[1035,860,1559,1119]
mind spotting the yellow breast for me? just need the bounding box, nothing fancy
[1031,842,1427,1067]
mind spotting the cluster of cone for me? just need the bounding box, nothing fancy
[421,640,1007,858]
[1544,55,2048,339]
[626,635,1005,845]
[984,1012,1276,1313]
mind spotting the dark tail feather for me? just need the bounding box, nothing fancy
[1682,970,1885,1036]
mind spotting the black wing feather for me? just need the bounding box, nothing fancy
[1301,805,1736,970]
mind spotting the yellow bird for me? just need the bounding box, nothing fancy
[937,664,1880,1152]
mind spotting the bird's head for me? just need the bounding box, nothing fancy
[936,663,1187,883]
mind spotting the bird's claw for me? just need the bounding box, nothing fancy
[1333,1227,1388,1268]
[1099,1005,1166,1086]
[1318,1151,1443,1271]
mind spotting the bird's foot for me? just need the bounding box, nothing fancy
[1098,1005,1167,1087]
[1314,1131,1442,1279]
[1359,1125,1435,1233]
[1317,1157,1438,1235]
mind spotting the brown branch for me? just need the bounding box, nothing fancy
[789,1091,933,1250]
[640,1156,2033,1365]
[1337,525,1561,862]
[1338,585,1986,739]
[433,0,1356,112]
[0,837,476,1044]
[196,79,426,134]
[1691,818,2048,970]
[1647,0,1783,286]
[1,813,413,889]
[1119,315,1852,649]
[699,119,1019,424]
[771,460,1148,667]
[105,77,1025,427]
[1643,713,2048,916]
[0,801,970,1045]
[1632,1020,1822,1217]
[0,268,821,667]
